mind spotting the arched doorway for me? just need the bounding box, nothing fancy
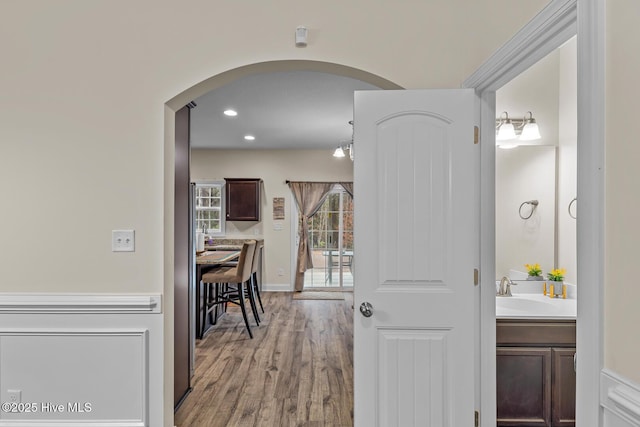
[164,59,402,419]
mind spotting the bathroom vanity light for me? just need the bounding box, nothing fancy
[496,112,517,141]
[519,111,542,140]
[495,111,542,147]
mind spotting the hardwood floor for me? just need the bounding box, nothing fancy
[175,291,354,427]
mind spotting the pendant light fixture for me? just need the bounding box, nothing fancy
[333,120,354,160]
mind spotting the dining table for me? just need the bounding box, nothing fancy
[195,250,240,339]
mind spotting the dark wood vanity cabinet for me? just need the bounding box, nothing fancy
[551,348,577,426]
[225,178,261,221]
[497,320,576,427]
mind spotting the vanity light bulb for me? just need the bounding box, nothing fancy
[496,123,516,140]
[519,122,541,140]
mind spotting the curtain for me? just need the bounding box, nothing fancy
[339,182,354,198]
[288,182,334,291]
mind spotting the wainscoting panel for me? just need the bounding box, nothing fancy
[0,294,163,427]
[602,369,640,427]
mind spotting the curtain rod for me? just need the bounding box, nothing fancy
[285,180,353,184]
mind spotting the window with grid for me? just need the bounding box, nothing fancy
[195,182,225,235]
[308,186,353,251]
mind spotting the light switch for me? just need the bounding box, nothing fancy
[112,230,135,252]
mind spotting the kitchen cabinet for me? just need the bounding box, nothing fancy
[225,178,261,221]
[497,319,576,427]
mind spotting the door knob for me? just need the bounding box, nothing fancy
[359,302,373,317]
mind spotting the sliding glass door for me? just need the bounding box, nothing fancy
[304,185,353,289]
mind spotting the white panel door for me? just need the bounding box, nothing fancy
[353,89,479,427]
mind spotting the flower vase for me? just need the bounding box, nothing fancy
[549,281,564,298]
[527,275,543,281]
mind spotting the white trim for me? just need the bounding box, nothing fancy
[463,0,605,426]
[576,2,606,426]
[464,0,576,92]
[263,283,292,292]
[601,369,640,426]
[0,294,161,314]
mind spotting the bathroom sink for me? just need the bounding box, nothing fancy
[496,293,576,319]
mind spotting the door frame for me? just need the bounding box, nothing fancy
[463,0,604,425]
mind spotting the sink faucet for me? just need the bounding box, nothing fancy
[497,276,517,297]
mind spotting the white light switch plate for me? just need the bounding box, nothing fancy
[112,230,135,252]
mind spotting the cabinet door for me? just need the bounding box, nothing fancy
[225,178,260,221]
[552,348,576,427]
[497,347,552,426]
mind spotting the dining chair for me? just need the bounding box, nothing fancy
[201,240,258,338]
[250,241,265,314]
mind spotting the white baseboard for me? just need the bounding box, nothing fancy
[262,283,292,292]
[601,368,640,427]
[0,293,163,427]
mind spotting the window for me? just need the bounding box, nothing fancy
[195,182,225,235]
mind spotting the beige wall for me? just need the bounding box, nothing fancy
[0,1,560,424]
[3,0,638,414]
[0,0,546,295]
[605,0,640,384]
[191,149,353,289]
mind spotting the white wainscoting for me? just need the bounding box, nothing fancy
[0,294,163,427]
[602,369,640,427]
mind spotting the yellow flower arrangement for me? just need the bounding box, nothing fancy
[525,263,542,277]
[547,268,566,282]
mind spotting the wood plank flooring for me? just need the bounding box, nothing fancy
[175,291,354,427]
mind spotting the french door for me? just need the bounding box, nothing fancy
[303,184,354,289]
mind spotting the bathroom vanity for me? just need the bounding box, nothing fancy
[496,293,576,427]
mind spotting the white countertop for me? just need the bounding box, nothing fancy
[496,293,576,319]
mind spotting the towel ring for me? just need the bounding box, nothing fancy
[519,200,539,220]
[568,197,577,219]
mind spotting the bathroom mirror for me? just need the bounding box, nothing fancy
[495,146,556,278]
[495,36,577,284]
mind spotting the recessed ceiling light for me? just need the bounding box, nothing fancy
[244,135,255,141]
[223,109,238,117]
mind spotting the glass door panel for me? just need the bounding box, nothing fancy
[304,186,354,289]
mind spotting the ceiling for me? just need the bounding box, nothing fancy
[190,71,381,150]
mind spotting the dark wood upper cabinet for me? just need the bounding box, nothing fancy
[225,178,261,221]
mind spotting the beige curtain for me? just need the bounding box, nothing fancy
[339,182,353,198]
[288,182,334,291]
